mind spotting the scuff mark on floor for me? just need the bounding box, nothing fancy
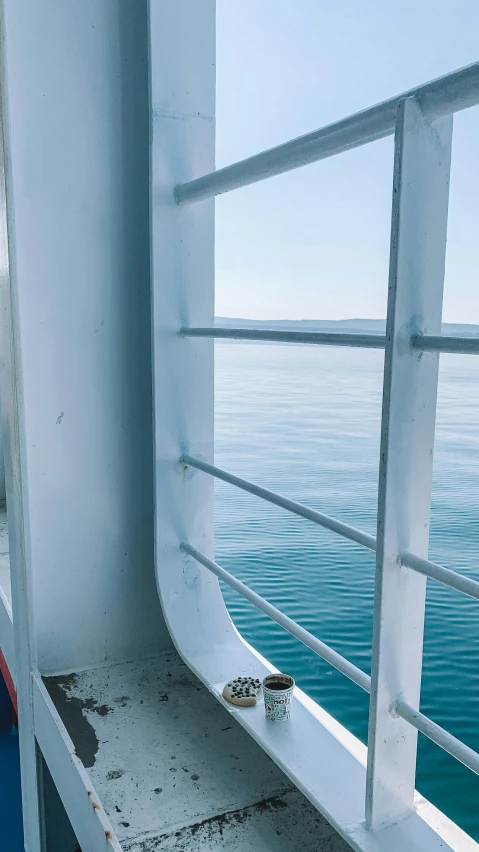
[122,790,295,851]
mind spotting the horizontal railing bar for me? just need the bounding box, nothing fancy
[181,542,372,693]
[182,454,377,552]
[175,61,479,205]
[184,328,479,355]
[412,334,479,354]
[401,551,479,601]
[181,327,386,349]
[395,700,479,776]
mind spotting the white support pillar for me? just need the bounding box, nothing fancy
[0,19,42,849]
[150,0,241,676]
[366,97,453,829]
[0,2,170,848]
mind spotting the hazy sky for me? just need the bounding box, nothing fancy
[215,1,479,322]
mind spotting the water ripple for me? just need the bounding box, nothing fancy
[215,344,479,839]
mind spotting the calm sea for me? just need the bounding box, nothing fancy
[214,342,479,840]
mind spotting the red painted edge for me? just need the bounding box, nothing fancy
[0,646,18,726]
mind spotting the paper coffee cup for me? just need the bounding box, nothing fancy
[262,673,295,722]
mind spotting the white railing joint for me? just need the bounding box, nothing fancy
[395,700,479,777]
[412,334,479,354]
[401,550,479,601]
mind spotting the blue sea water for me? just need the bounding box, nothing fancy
[214,342,479,840]
[0,671,23,850]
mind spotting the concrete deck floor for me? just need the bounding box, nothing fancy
[45,651,351,851]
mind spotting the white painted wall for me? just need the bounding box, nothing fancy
[0,0,170,678]
[0,398,5,503]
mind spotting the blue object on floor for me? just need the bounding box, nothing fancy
[0,666,24,851]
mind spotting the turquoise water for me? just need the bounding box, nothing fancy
[0,672,23,850]
[214,343,479,840]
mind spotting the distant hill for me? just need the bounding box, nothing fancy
[216,317,479,337]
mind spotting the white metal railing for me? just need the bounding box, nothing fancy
[394,701,479,776]
[175,62,479,205]
[181,458,479,778]
[182,455,479,602]
[174,60,479,833]
[181,326,479,354]
[401,550,479,601]
[181,542,372,693]
[181,454,376,550]
[411,334,479,354]
[181,327,387,349]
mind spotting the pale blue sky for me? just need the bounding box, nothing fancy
[215,0,479,322]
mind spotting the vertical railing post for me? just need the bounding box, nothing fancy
[366,97,453,829]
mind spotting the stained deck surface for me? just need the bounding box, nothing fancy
[45,651,350,851]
